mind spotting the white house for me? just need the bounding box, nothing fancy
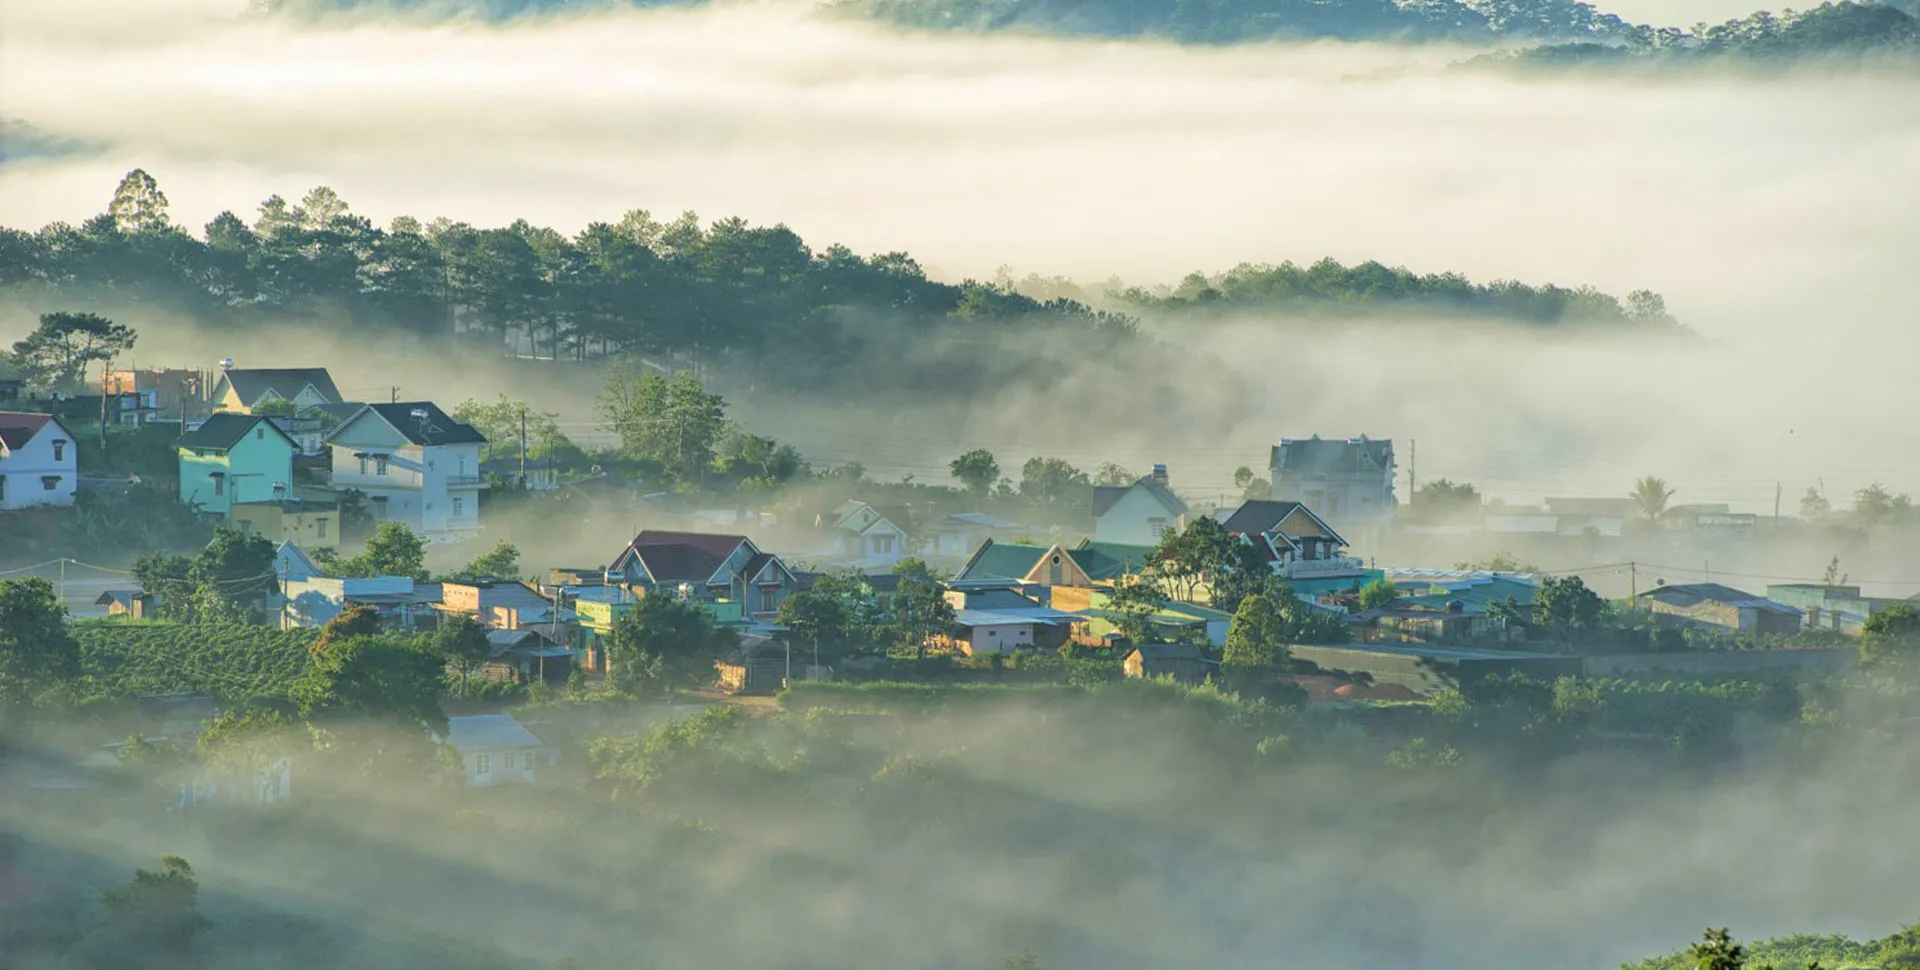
[1091,464,1188,545]
[446,714,545,787]
[822,500,909,569]
[324,402,486,544]
[1268,436,1396,534]
[0,412,78,510]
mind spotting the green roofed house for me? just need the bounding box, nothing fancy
[176,412,298,518]
[954,538,1158,587]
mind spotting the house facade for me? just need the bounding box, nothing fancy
[822,500,909,569]
[446,714,545,787]
[1124,643,1210,685]
[607,530,796,619]
[1641,583,1803,636]
[1092,464,1188,546]
[104,367,204,424]
[176,413,298,517]
[325,402,487,544]
[0,412,77,510]
[1219,499,1379,596]
[231,498,339,546]
[1766,584,1906,635]
[209,367,344,415]
[953,538,1158,587]
[1268,436,1396,533]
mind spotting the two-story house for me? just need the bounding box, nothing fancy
[1268,435,1396,534]
[0,412,78,510]
[1220,499,1379,597]
[208,367,344,415]
[821,500,909,569]
[1091,464,1188,545]
[325,402,487,544]
[607,530,796,619]
[176,413,299,517]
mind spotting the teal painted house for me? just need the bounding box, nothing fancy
[176,413,299,517]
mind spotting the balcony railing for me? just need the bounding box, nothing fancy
[1282,556,1367,577]
[444,474,486,488]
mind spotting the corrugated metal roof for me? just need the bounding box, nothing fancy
[446,714,542,751]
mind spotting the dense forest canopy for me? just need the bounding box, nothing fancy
[0,173,1679,398]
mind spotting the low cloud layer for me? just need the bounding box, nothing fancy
[2,0,1917,513]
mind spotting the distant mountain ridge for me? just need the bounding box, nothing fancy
[259,0,1920,66]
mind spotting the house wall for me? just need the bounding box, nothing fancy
[0,419,77,510]
[1095,486,1184,546]
[330,414,483,541]
[965,623,1034,655]
[1646,599,1743,631]
[1272,470,1394,529]
[178,426,295,517]
[231,504,339,545]
[463,747,538,787]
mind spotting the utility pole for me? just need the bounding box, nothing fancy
[280,553,291,631]
[519,405,528,488]
[99,359,111,451]
[59,558,66,607]
[1774,482,1782,523]
[1629,561,1637,606]
[1409,438,1417,502]
[389,386,399,404]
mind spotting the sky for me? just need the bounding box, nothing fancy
[1,0,1917,516]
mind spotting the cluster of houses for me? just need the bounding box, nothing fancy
[0,364,493,545]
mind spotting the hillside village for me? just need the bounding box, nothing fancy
[6,347,1917,744]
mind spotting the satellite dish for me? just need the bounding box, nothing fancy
[408,408,429,421]
[218,358,234,369]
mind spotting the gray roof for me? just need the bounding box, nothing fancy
[954,607,1080,627]
[177,412,294,452]
[1092,478,1188,519]
[1642,583,1801,615]
[1220,499,1307,535]
[359,402,487,446]
[1271,436,1394,476]
[218,368,342,406]
[446,714,543,752]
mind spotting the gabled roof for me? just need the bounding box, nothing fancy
[1641,583,1801,615]
[446,714,542,752]
[0,411,55,451]
[334,402,487,447]
[217,368,342,407]
[1220,499,1305,535]
[1068,540,1157,582]
[1220,499,1348,548]
[1271,436,1394,476]
[955,540,1051,583]
[276,541,320,582]
[1091,478,1188,520]
[614,530,756,586]
[176,412,296,452]
[937,512,1022,530]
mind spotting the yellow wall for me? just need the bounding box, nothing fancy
[231,504,341,546]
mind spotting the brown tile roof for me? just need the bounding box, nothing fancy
[0,412,52,451]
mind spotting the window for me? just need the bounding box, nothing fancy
[375,456,388,476]
[41,475,61,491]
[452,497,464,518]
[874,534,894,554]
[255,428,264,440]
[1148,517,1168,535]
[474,753,491,774]
[316,519,328,539]
[212,475,224,497]
[503,752,515,770]
[760,588,776,614]
[51,439,65,461]
[357,456,368,475]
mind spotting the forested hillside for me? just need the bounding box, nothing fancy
[1475,1,1920,69]
[1,173,1676,401]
